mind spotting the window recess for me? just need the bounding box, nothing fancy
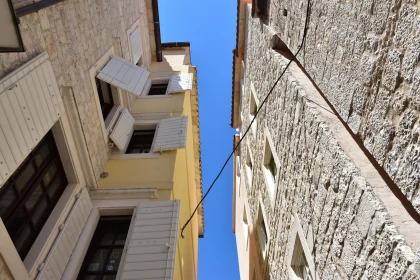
[110,109,188,154]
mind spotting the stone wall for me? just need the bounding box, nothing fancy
[0,0,147,182]
[241,9,420,279]
[266,0,420,213]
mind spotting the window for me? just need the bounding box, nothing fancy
[249,85,259,136]
[148,83,168,96]
[126,129,156,154]
[245,147,253,185]
[263,133,279,200]
[0,131,68,259]
[95,78,115,120]
[78,216,131,280]
[291,235,313,280]
[257,205,268,258]
[242,206,249,245]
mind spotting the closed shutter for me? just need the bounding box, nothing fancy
[36,188,92,280]
[120,200,180,280]
[96,56,150,97]
[152,116,188,152]
[0,52,62,186]
[110,108,135,150]
[130,27,142,64]
[166,74,193,94]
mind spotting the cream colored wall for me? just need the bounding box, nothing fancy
[132,95,184,114]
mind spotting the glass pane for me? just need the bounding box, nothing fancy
[31,198,49,228]
[103,275,116,280]
[104,248,123,272]
[14,225,34,256]
[48,175,65,201]
[6,208,27,237]
[79,276,97,280]
[25,184,44,211]
[88,249,109,272]
[34,142,51,167]
[15,163,36,192]
[0,185,16,216]
[100,232,115,246]
[114,232,128,246]
[43,163,58,187]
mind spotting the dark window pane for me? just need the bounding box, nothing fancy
[0,184,16,216]
[47,175,65,201]
[15,163,36,192]
[148,84,168,95]
[114,232,128,246]
[103,275,116,280]
[43,163,58,186]
[14,225,34,257]
[25,184,43,211]
[105,248,123,272]
[96,78,114,120]
[88,249,109,272]
[80,277,97,280]
[34,142,51,167]
[126,130,155,154]
[6,208,27,237]
[100,232,115,246]
[31,198,49,228]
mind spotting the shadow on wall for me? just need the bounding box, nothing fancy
[246,226,271,280]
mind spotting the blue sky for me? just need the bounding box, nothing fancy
[159,1,240,279]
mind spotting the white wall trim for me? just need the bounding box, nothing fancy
[89,188,158,200]
[262,127,281,205]
[257,194,270,260]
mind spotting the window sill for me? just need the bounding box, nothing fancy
[110,153,159,160]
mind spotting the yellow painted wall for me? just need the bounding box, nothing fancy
[98,48,200,280]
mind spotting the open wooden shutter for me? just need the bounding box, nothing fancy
[152,116,188,152]
[110,108,135,150]
[166,74,193,94]
[96,56,149,97]
[130,27,142,64]
[120,200,180,280]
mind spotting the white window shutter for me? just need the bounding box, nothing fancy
[130,27,142,64]
[152,116,188,152]
[110,108,135,150]
[96,56,150,97]
[166,74,193,94]
[120,200,180,280]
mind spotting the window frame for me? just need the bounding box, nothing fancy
[140,77,172,97]
[249,83,259,137]
[125,129,156,154]
[262,128,281,202]
[77,216,132,279]
[89,46,124,147]
[288,213,317,280]
[257,200,270,259]
[245,143,254,187]
[0,131,68,260]
[127,19,145,66]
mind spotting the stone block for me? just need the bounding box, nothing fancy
[382,49,402,91]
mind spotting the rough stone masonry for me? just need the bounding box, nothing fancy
[240,2,420,279]
[268,0,420,214]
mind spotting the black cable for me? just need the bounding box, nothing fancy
[181,0,312,238]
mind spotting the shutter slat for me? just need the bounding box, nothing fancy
[152,116,188,152]
[110,108,135,151]
[97,56,149,97]
[0,101,24,163]
[166,74,193,94]
[121,200,180,280]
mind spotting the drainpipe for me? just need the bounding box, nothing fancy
[151,0,162,62]
[15,0,65,18]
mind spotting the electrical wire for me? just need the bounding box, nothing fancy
[181,0,312,238]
